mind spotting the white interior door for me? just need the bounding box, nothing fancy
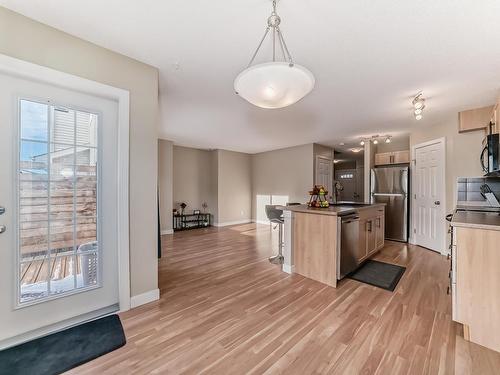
[0,72,120,348]
[315,156,333,197]
[413,139,446,252]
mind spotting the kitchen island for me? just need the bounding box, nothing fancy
[281,203,386,288]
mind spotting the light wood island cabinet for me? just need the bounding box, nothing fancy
[283,204,385,288]
[292,212,338,287]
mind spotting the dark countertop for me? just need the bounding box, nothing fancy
[451,210,500,231]
[280,203,385,216]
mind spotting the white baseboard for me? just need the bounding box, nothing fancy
[130,288,160,308]
[282,264,294,274]
[160,229,173,235]
[214,219,251,227]
[252,219,270,225]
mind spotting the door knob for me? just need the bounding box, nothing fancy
[0,225,5,234]
[0,207,4,215]
[435,201,441,205]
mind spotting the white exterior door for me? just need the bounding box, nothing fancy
[413,139,446,253]
[0,72,120,348]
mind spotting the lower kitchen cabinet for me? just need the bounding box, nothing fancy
[357,207,385,263]
[452,226,500,353]
[366,219,377,255]
[375,214,385,249]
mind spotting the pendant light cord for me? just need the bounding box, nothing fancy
[246,0,294,68]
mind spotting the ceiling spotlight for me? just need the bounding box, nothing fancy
[385,136,392,143]
[412,92,425,110]
[412,92,426,120]
[360,140,365,146]
[373,139,379,145]
[339,142,345,146]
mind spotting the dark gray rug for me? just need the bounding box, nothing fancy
[348,260,406,291]
[0,314,126,375]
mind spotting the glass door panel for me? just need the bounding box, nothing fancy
[17,99,100,306]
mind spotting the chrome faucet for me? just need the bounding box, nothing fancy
[332,181,344,204]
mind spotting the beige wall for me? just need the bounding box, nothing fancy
[172,146,217,217]
[375,136,410,153]
[251,144,314,222]
[158,140,173,233]
[410,116,485,217]
[210,150,219,224]
[0,7,159,297]
[217,150,252,224]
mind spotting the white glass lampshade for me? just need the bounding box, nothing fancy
[234,62,315,109]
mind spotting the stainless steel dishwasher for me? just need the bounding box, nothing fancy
[337,213,360,280]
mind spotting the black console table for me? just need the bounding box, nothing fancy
[173,213,211,231]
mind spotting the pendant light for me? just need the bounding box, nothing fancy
[234,0,315,109]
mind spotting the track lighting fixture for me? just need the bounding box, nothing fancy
[385,136,392,143]
[412,92,426,120]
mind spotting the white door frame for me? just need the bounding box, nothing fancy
[410,137,447,255]
[0,53,131,312]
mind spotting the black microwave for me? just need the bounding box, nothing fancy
[481,133,500,176]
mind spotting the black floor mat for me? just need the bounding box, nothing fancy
[348,260,406,291]
[0,314,126,375]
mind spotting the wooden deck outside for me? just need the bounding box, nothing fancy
[20,251,81,285]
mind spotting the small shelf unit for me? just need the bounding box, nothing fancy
[173,213,211,231]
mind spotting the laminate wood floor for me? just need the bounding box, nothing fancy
[68,223,500,374]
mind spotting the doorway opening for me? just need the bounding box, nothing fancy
[333,148,365,202]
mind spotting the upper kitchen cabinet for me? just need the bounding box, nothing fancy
[458,105,495,133]
[374,150,410,166]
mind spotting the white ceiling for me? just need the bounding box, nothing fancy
[2,0,500,153]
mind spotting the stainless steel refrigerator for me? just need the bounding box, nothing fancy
[370,166,409,242]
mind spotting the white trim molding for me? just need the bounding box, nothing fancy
[282,264,295,274]
[214,219,252,227]
[252,219,270,225]
[411,137,447,255]
[161,229,174,235]
[130,289,160,308]
[0,53,131,312]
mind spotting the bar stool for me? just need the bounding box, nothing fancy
[265,205,284,264]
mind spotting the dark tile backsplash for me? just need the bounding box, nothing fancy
[457,177,500,204]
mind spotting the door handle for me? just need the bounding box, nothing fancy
[434,201,441,205]
[0,225,5,234]
[0,207,4,215]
